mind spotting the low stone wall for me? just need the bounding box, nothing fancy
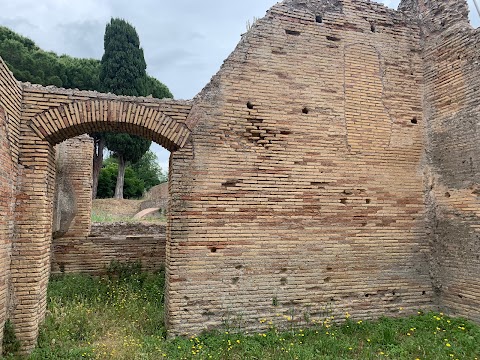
[140,183,168,211]
[90,222,164,236]
[51,223,166,275]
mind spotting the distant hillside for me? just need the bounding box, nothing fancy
[0,25,172,98]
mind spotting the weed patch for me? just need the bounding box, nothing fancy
[6,270,480,359]
[2,320,20,357]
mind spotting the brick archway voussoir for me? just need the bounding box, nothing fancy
[28,99,191,151]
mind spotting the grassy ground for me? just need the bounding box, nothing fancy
[3,268,480,359]
[91,199,165,223]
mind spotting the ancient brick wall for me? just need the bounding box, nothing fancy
[51,224,166,275]
[1,0,479,353]
[0,59,21,353]
[21,86,192,151]
[12,101,56,352]
[165,0,433,336]
[140,182,169,211]
[9,85,192,351]
[416,0,480,322]
[53,136,94,239]
[90,222,163,236]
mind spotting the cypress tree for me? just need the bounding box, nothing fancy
[100,18,150,199]
[100,18,147,96]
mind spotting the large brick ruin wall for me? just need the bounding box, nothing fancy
[0,59,21,349]
[166,0,433,335]
[417,0,480,321]
[51,223,166,275]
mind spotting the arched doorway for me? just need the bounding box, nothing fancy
[12,85,193,351]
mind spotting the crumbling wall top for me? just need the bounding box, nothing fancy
[399,0,471,31]
[277,0,344,15]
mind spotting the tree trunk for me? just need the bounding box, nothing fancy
[92,135,105,199]
[114,154,126,199]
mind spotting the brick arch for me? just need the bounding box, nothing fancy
[10,92,194,352]
[29,99,191,151]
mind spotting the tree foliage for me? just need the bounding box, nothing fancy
[104,133,151,165]
[100,19,147,96]
[97,152,166,199]
[103,132,151,199]
[0,24,173,199]
[131,150,167,189]
[97,159,144,199]
[146,75,172,99]
[0,25,171,96]
[100,18,156,199]
[59,56,101,91]
[0,26,100,90]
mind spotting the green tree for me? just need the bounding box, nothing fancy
[0,24,173,199]
[97,158,117,199]
[97,155,163,199]
[100,18,147,96]
[0,25,101,90]
[145,75,173,99]
[0,25,171,96]
[99,18,152,199]
[91,133,106,199]
[131,150,167,189]
[104,133,150,199]
[98,157,145,199]
[59,56,101,91]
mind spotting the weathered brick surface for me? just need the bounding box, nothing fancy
[140,182,169,211]
[166,0,432,335]
[21,86,192,150]
[0,0,479,353]
[0,58,21,353]
[417,0,480,322]
[11,117,55,351]
[90,222,164,236]
[53,136,94,239]
[9,87,192,351]
[51,224,166,275]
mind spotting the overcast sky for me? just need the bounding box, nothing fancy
[0,0,478,171]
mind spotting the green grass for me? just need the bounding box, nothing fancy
[90,210,135,223]
[91,210,166,224]
[4,268,480,359]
